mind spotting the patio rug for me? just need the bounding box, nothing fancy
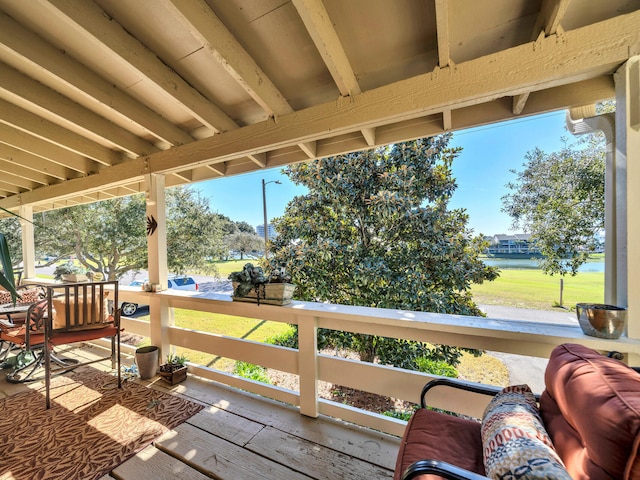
[0,367,204,480]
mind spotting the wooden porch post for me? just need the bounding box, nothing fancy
[18,206,35,281]
[614,56,640,363]
[145,173,172,358]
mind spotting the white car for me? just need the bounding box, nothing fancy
[120,275,199,316]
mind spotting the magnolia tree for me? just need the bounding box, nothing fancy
[270,135,498,368]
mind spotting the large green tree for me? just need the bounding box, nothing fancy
[165,188,225,274]
[36,196,147,280]
[0,216,22,268]
[270,135,497,367]
[501,101,613,276]
[33,187,223,280]
[224,232,264,259]
[502,136,605,275]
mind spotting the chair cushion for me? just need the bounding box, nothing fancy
[481,384,571,480]
[49,324,118,345]
[0,324,45,347]
[540,343,640,480]
[394,407,485,480]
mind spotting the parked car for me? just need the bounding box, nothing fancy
[120,275,199,316]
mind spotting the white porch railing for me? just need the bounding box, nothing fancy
[117,286,640,438]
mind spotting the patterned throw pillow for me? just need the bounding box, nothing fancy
[0,288,39,305]
[0,290,12,305]
[481,385,571,480]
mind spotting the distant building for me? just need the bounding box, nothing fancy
[485,233,540,255]
[256,223,278,240]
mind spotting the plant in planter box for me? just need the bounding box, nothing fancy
[53,261,88,282]
[159,353,188,385]
[228,263,295,306]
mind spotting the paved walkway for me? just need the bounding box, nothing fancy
[479,304,578,393]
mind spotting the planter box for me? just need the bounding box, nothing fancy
[61,274,88,283]
[158,365,187,385]
[231,282,296,306]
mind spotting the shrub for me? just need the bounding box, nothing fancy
[267,326,298,348]
[233,361,272,384]
[415,357,458,377]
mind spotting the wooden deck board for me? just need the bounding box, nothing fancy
[175,375,400,470]
[246,425,393,480]
[156,423,313,479]
[111,445,213,479]
[187,405,265,446]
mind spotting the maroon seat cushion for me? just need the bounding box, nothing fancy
[394,408,485,480]
[49,324,118,346]
[540,343,640,480]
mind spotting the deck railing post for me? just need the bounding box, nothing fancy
[298,314,319,418]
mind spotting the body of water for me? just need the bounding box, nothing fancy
[483,257,604,273]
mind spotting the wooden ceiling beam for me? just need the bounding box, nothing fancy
[162,0,293,118]
[0,164,48,189]
[513,0,572,114]
[0,11,193,147]
[442,110,452,130]
[0,180,21,195]
[144,11,638,172]
[0,63,159,157]
[204,163,226,177]
[0,123,96,174]
[434,0,450,68]
[247,153,267,168]
[292,0,361,97]
[298,141,317,158]
[171,170,192,183]
[1,11,636,210]
[0,168,48,191]
[46,0,238,133]
[361,128,376,146]
[0,98,120,167]
[0,143,69,181]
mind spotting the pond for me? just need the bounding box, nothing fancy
[483,257,605,273]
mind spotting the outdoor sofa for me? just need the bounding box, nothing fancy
[395,343,640,479]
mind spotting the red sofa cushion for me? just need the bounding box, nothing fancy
[394,407,485,480]
[540,343,640,480]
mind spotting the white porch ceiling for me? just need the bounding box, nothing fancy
[0,0,638,214]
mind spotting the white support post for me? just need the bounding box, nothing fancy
[298,315,319,418]
[18,206,35,281]
[614,56,640,364]
[145,174,171,358]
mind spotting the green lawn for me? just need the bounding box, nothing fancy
[470,269,605,311]
[212,259,260,279]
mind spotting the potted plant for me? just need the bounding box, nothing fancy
[228,263,295,306]
[158,352,188,385]
[53,261,88,283]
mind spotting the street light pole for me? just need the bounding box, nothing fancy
[262,178,281,256]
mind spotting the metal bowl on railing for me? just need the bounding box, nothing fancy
[576,303,627,339]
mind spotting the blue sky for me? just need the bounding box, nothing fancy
[196,110,571,236]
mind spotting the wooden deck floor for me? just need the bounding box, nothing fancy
[1,345,401,480]
[104,374,401,480]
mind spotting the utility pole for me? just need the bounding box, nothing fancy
[262,178,281,256]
